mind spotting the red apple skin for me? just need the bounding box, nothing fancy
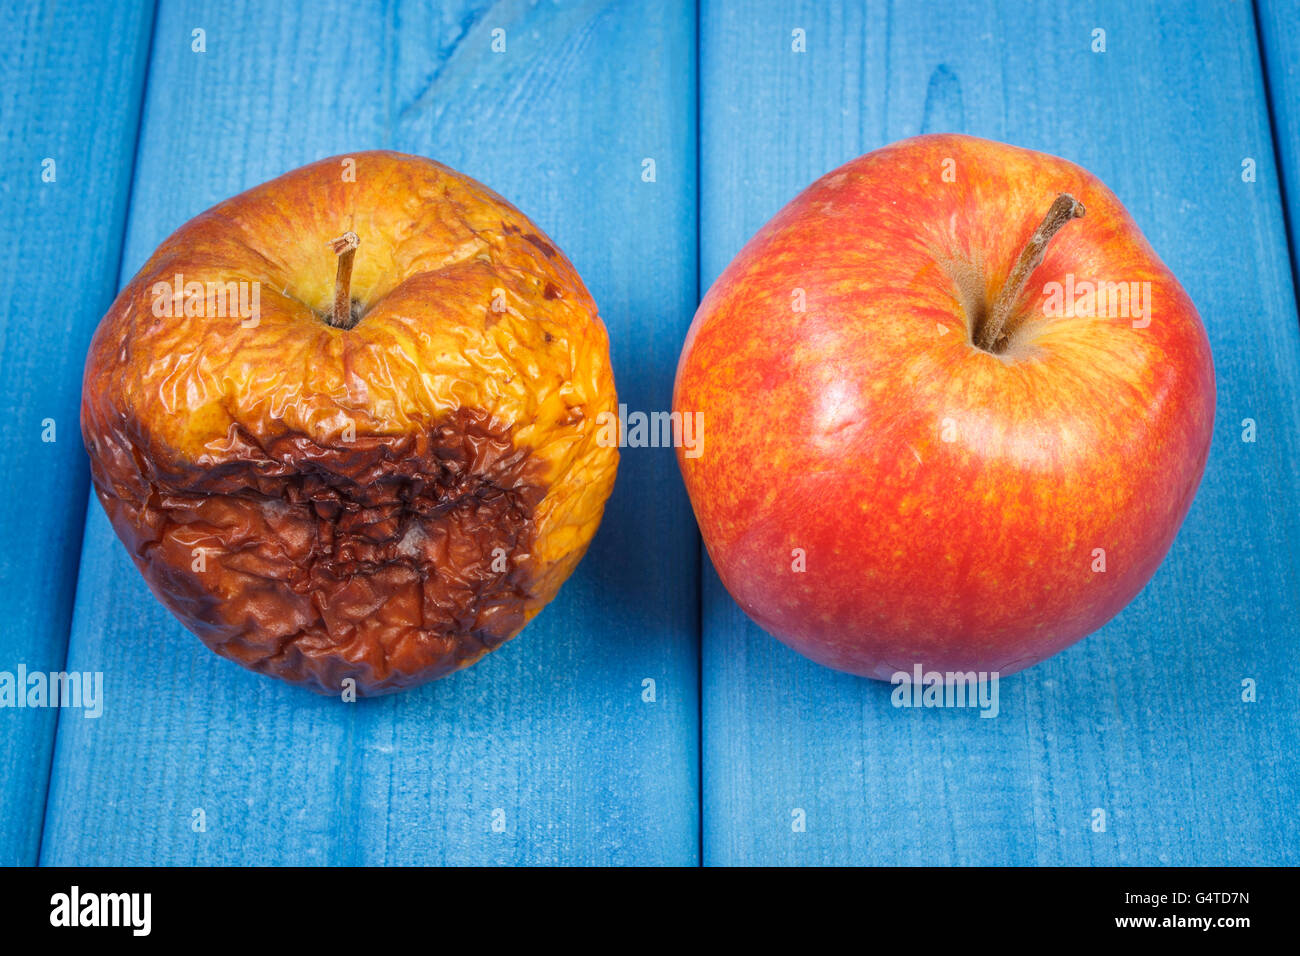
[674,133,1215,679]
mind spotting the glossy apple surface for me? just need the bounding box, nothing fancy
[82,152,618,695]
[674,133,1214,678]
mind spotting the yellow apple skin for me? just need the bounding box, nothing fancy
[82,152,618,695]
[674,134,1215,679]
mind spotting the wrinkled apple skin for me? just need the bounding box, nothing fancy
[82,152,618,695]
[674,134,1215,679]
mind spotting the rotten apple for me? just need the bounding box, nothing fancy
[82,151,618,695]
[674,133,1215,679]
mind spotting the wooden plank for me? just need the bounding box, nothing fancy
[1258,0,1300,283]
[699,0,1300,864]
[41,0,698,865]
[0,0,153,866]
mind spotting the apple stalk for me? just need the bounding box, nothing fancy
[974,194,1084,353]
[326,231,361,330]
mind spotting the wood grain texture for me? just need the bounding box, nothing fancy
[698,0,1300,865]
[40,0,698,865]
[1257,0,1300,287]
[0,0,153,866]
[10,0,1299,868]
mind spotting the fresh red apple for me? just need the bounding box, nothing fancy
[674,133,1214,679]
[82,151,618,695]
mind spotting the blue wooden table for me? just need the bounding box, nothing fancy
[1,0,1296,866]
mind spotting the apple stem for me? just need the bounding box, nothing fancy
[326,231,360,329]
[975,194,1085,353]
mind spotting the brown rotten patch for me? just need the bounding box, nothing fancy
[79,151,619,696]
[89,408,547,695]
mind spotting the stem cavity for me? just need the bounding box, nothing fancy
[974,194,1085,354]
